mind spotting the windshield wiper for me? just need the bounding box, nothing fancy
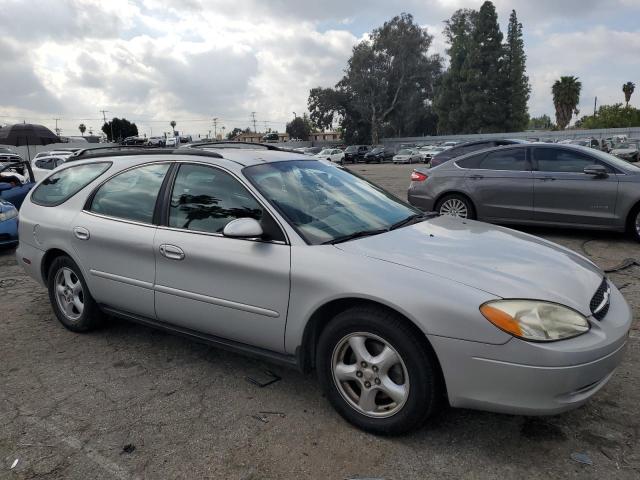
[388,212,435,231]
[322,228,389,245]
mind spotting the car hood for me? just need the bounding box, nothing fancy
[612,148,636,154]
[335,216,603,316]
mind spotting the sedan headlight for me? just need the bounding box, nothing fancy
[0,206,18,222]
[480,300,590,342]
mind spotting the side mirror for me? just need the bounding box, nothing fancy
[222,217,264,239]
[583,165,608,177]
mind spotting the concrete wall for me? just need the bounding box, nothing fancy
[382,126,640,152]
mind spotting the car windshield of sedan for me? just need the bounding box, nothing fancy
[245,160,420,244]
[344,146,358,153]
[370,148,384,154]
[397,149,412,155]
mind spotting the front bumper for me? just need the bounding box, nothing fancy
[429,285,632,415]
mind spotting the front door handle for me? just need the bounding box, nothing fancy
[538,176,556,181]
[469,174,484,180]
[73,226,90,241]
[159,244,185,261]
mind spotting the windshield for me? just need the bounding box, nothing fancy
[345,146,358,153]
[615,143,636,149]
[371,148,384,153]
[244,160,420,244]
[397,149,412,155]
[318,149,332,155]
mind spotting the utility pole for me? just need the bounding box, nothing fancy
[100,109,114,141]
[53,118,61,136]
[212,117,218,139]
[593,96,598,116]
[251,112,257,133]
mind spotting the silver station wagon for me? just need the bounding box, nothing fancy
[17,143,632,435]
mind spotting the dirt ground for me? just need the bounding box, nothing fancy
[1,163,639,479]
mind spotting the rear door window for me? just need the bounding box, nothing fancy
[89,163,170,223]
[31,162,111,206]
[478,149,528,171]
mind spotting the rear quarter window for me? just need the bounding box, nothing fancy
[31,162,111,207]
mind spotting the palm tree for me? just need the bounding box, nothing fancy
[78,123,86,136]
[552,76,582,130]
[623,81,635,107]
[170,120,176,135]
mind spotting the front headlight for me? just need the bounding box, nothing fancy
[480,300,590,342]
[0,206,18,222]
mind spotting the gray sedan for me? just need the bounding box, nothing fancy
[408,144,640,242]
[16,145,632,435]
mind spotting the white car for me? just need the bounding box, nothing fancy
[33,150,74,160]
[31,155,67,181]
[315,148,344,163]
[165,137,179,147]
[392,149,422,164]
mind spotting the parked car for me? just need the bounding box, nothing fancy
[0,198,19,248]
[262,132,280,143]
[32,155,67,181]
[303,146,323,156]
[165,136,179,147]
[610,141,639,162]
[33,150,74,160]
[121,136,147,146]
[15,146,633,435]
[418,146,446,164]
[343,145,370,163]
[0,147,16,154]
[0,159,35,210]
[147,137,165,147]
[363,146,393,163]
[392,149,422,164]
[0,153,24,164]
[430,139,528,168]
[315,148,345,163]
[408,143,640,242]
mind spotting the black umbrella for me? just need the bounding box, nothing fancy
[0,123,60,160]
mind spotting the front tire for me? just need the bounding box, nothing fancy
[316,306,441,435]
[47,256,105,332]
[435,194,476,220]
[630,206,640,242]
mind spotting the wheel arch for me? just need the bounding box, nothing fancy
[626,199,640,233]
[297,298,446,392]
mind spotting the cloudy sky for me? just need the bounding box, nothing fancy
[1,0,639,138]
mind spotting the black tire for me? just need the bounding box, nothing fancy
[316,305,441,435]
[629,205,640,242]
[47,256,106,332]
[435,193,476,220]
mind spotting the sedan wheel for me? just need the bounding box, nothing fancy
[439,198,468,218]
[54,267,84,321]
[633,209,640,242]
[332,332,409,418]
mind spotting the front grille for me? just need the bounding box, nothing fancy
[590,278,610,320]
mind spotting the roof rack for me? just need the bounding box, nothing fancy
[186,141,290,151]
[66,145,223,162]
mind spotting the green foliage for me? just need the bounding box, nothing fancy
[286,115,313,141]
[101,118,138,142]
[552,76,582,129]
[575,103,640,129]
[528,114,554,130]
[434,2,530,134]
[307,13,442,144]
[78,123,86,136]
[226,127,244,140]
[504,10,530,132]
[623,81,636,107]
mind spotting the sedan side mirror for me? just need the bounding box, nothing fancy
[223,217,264,239]
[583,165,608,177]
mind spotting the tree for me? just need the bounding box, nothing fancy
[623,81,635,107]
[504,10,530,131]
[226,127,244,140]
[78,123,86,136]
[286,115,312,141]
[170,120,176,135]
[460,1,507,133]
[308,13,442,144]
[434,8,478,134]
[552,76,582,129]
[101,118,139,142]
[575,103,640,129]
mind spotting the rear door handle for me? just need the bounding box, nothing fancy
[73,226,90,240]
[538,176,556,181]
[469,175,484,180]
[159,244,185,261]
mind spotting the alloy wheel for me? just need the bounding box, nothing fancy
[636,210,640,238]
[439,198,468,218]
[331,332,410,418]
[54,267,84,321]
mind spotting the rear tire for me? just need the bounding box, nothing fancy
[435,194,476,220]
[629,206,640,242]
[316,306,441,435]
[47,256,106,332]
